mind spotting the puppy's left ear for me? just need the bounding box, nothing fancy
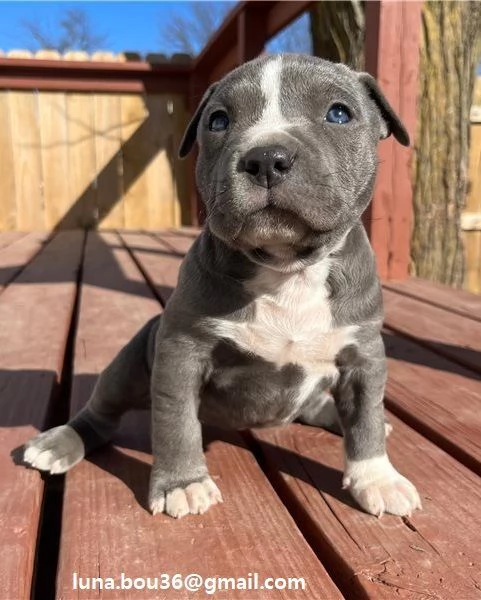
[178,83,218,158]
[358,73,410,147]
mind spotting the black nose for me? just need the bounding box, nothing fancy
[240,145,295,188]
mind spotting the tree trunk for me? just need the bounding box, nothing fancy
[309,1,365,70]
[309,0,481,287]
[411,1,481,286]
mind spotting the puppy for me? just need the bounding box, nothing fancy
[24,54,421,520]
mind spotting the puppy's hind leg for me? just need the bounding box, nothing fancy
[24,316,159,474]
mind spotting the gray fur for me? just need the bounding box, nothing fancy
[24,54,420,518]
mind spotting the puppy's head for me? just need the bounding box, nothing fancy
[180,54,408,271]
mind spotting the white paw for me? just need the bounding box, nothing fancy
[24,425,85,474]
[343,455,422,517]
[150,477,223,519]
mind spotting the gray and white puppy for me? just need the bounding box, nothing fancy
[24,54,421,519]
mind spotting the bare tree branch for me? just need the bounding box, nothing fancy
[21,8,108,53]
[160,1,236,56]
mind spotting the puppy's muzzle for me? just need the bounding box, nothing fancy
[239,145,295,189]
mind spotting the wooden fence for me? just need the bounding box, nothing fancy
[0,52,190,231]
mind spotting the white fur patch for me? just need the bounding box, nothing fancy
[151,477,223,519]
[242,56,303,146]
[344,454,422,517]
[207,257,358,408]
[24,425,85,474]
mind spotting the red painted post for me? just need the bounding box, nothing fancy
[237,3,269,64]
[364,0,422,280]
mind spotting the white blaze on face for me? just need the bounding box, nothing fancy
[242,56,300,147]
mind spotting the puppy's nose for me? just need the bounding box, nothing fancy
[240,145,295,188]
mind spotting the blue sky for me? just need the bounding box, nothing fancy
[0,1,227,55]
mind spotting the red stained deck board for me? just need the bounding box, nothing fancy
[251,416,481,599]
[57,231,340,599]
[384,331,481,476]
[383,288,481,374]
[384,278,481,323]
[118,231,187,305]
[0,232,50,293]
[0,232,27,251]
[0,232,84,599]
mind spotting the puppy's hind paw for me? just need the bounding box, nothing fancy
[23,425,85,474]
[149,477,223,519]
[344,455,422,517]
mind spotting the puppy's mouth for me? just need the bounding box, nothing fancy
[234,205,308,246]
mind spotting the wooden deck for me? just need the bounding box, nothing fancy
[1,230,481,599]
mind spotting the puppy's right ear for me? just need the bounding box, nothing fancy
[178,83,218,159]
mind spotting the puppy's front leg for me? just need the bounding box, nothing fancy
[148,339,222,519]
[334,334,421,517]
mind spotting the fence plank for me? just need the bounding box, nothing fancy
[9,91,44,229]
[171,97,189,226]
[93,94,124,228]
[0,92,17,230]
[464,123,481,293]
[38,92,70,229]
[121,94,149,228]
[0,232,83,599]
[144,95,176,228]
[65,93,97,228]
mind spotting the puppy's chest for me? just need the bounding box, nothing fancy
[209,264,358,376]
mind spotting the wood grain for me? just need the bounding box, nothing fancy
[57,232,340,599]
[0,232,83,599]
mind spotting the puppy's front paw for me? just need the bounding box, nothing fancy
[23,425,85,474]
[343,455,422,517]
[149,477,223,519]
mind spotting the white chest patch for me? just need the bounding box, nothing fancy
[207,259,358,385]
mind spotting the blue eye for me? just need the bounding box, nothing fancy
[325,104,352,124]
[209,111,229,132]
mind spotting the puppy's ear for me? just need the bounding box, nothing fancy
[178,83,218,158]
[358,73,410,147]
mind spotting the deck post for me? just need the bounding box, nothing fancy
[237,3,268,64]
[363,0,423,280]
